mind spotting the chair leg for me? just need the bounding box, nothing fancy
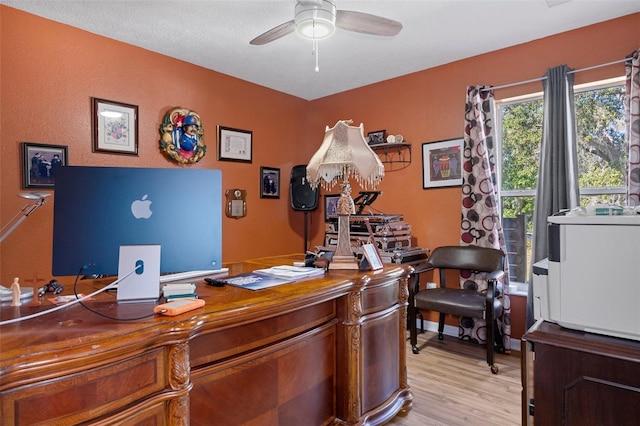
[409,307,419,354]
[494,320,505,354]
[437,313,445,340]
[418,312,424,333]
[486,317,501,374]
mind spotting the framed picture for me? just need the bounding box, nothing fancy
[22,142,68,189]
[218,126,252,162]
[260,167,280,199]
[92,98,138,155]
[361,243,384,270]
[324,194,340,222]
[422,138,463,189]
[367,130,386,146]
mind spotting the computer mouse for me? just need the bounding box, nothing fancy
[204,278,226,287]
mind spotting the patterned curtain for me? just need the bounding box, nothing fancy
[460,86,511,351]
[626,50,640,206]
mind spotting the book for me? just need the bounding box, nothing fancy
[162,282,196,297]
[222,272,294,291]
[165,293,199,301]
[252,265,325,280]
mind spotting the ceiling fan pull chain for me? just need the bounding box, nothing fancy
[314,39,320,72]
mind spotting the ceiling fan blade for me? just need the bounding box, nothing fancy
[250,20,296,45]
[336,10,402,36]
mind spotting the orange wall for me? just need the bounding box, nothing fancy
[304,12,639,336]
[1,2,638,325]
[307,13,640,253]
[0,6,320,284]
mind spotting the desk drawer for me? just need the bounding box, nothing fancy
[361,279,401,314]
[1,349,166,426]
[190,300,335,369]
[190,324,336,425]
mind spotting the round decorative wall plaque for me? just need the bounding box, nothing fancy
[159,107,206,163]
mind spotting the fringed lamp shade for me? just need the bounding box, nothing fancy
[306,120,384,191]
[306,120,385,269]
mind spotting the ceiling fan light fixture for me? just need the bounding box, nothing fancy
[295,0,336,40]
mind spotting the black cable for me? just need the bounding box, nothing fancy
[74,267,158,321]
[306,210,314,253]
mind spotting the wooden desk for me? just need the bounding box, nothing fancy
[0,255,414,425]
[522,320,640,425]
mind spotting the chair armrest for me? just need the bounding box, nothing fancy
[487,269,505,282]
[409,265,433,296]
[485,269,505,319]
[486,270,504,299]
[409,273,419,301]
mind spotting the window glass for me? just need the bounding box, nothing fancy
[496,79,627,282]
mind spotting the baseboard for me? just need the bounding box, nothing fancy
[413,318,521,352]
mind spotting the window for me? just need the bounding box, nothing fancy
[496,77,627,283]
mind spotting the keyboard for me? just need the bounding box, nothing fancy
[159,268,229,283]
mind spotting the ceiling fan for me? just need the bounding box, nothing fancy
[250,0,402,45]
[250,0,402,71]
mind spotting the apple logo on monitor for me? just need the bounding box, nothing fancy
[131,194,153,219]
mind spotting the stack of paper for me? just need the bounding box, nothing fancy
[253,265,325,280]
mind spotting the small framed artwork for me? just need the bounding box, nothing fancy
[218,126,252,163]
[422,138,463,189]
[92,97,138,155]
[260,167,280,199]
[324,194,340,222]
[22,142,69,189]
[361,243,384,271]
[367,130,386,146]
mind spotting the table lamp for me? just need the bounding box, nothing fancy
[0,192,50,244]
[306,120,384,269]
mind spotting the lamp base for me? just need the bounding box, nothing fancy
[329,215,359,270]
[329,254,359,270]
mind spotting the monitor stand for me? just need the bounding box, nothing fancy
[117,245,161,302]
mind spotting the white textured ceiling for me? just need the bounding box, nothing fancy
[3,0,640,100]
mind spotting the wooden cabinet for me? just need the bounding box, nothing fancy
[522,320,640,425]
[336,274,412,424]
[0,255,413,425]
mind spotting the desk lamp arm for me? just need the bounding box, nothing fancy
[0,193,49,244]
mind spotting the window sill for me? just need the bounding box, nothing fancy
[509,281,528,297]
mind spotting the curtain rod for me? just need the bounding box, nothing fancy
[483,57,631,92]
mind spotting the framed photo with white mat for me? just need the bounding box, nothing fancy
[361,243,384,271]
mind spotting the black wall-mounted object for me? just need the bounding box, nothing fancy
[290,164,319,211]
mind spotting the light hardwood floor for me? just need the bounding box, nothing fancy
[388,330,523,426]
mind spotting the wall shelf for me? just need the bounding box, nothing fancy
[370,142,412,169]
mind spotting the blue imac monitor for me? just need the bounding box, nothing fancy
[52,166,222,277]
